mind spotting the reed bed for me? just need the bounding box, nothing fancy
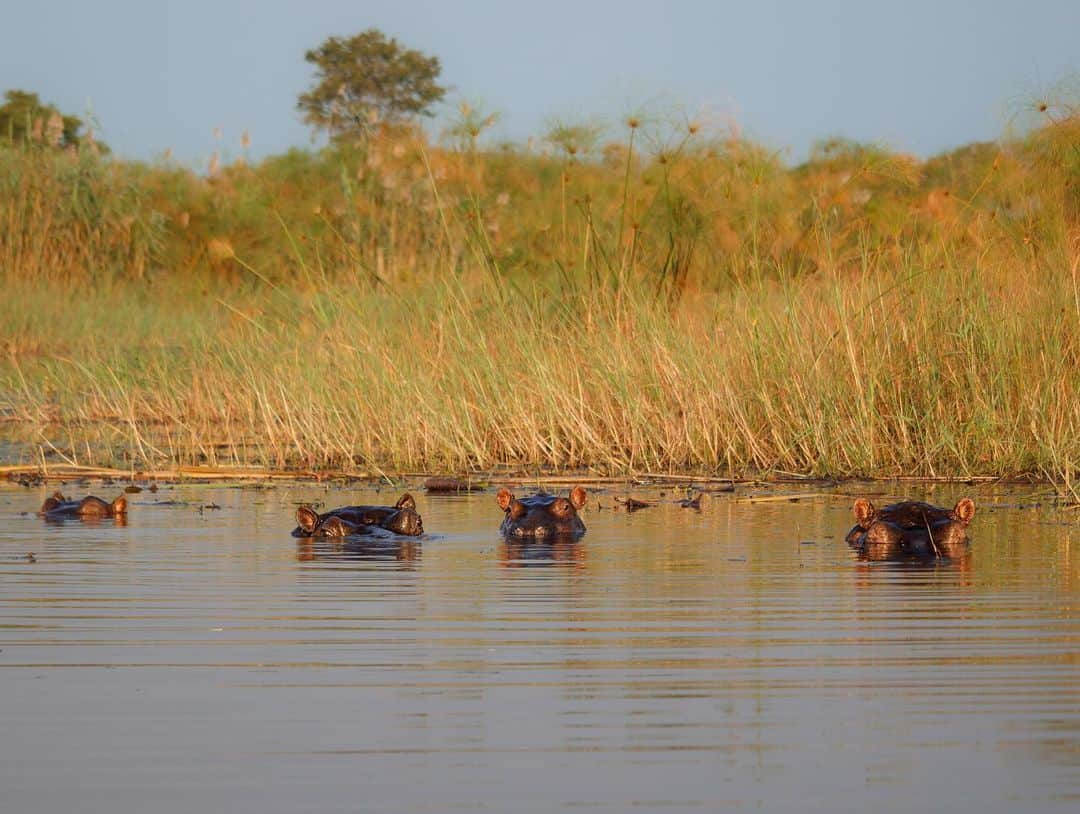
[2,250,1076,485]
[1,104,1077,487]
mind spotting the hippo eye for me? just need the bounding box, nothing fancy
[552,499,571,516]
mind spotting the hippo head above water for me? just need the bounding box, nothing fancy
[845,497,976,560]
[293,493,424,538]
[496,486,588,539]
[38,491,128,519]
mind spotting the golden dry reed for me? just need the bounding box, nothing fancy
[0,100,1077,487]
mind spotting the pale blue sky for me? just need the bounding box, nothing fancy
[1,1,1076,166]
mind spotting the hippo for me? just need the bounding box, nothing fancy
[496,486,587,539]
[292,493,424,538]
[38,491,128,519]
[845,497,976,560]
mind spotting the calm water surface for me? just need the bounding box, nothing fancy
[1,481,1078,812]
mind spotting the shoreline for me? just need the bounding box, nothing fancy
[0,462,1064,490]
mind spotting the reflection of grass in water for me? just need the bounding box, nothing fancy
[0,98,1077,485]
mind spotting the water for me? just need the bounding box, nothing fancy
[1,481,1078,813]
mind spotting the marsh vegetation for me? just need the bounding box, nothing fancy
[0,94,1077,488]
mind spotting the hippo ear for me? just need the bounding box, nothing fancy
[953,498,975,524]
[853,498,875,526]
[396,493,416,511]
[53,490,66,502]
[569,486,587,509]
[496,488,514,511]
[40,495,61,513]
[296,506,320,534]
[111,496,128,515]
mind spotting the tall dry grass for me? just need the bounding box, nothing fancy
[0,104,1077,486]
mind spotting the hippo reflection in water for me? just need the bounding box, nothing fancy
[296,536,422,565]
[38,491,128,519]
[496,486,587,539]
[292,493,424,538]
[500,539,585,568]
[845,497,976,561]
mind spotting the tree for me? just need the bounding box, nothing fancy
[298,29,447,141]
[0,89,89,149]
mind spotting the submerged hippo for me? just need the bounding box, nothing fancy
[496,486,587,539]
[38,491,128,519]
[845,497,976,560]
[292,493,424,538]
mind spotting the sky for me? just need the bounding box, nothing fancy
[1,0,1076,168]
